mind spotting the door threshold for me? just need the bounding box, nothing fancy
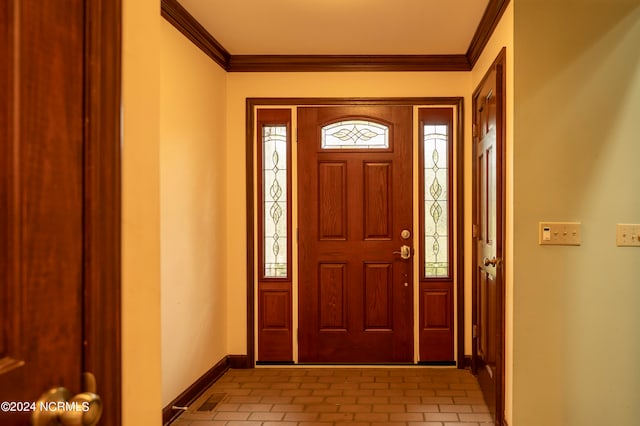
[257,362,420,368]
[256,361,458,367]
[255,361,296,366]
[418,361,457,366]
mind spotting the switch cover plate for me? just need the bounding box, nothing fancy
[616,224,640,247]
[539,222,581,246]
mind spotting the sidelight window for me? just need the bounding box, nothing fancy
[262,126,288,277]
[420,109,453,279]
[257,110,292,279]
[256,108,294,362]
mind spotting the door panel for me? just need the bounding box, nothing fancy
[298,106,413,363]
[0,1,84,423]
[363,263,393,330]
[473,50,506,424]
[363,162,392,239]
[319,263,348,330]
[318,162,347,239]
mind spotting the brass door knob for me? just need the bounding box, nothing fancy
[31,387,102,426]
[392,245,412,259]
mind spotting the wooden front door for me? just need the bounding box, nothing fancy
[472,50,506,424]
[298,106,414,363]
[1,1,121,424]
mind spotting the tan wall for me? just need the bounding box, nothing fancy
[513,1,640,424]
[225,72,472,355]
[159,20,228,406]
[122,0,162,423]
[469,3,514,424]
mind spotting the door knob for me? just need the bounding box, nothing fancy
[393,245,412,260]
[483,257,498,267]
[32,373,102,426]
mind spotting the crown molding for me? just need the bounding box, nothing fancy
[160,0,230,69]
[228,54,471,72]
[161,0,508,72]
[467,0,511,67]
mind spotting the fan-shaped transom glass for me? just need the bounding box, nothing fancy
[321,120,389,149]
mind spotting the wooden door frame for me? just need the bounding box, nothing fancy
[83,1,122,424]
[471,48,506,425]
[246,97,465,367]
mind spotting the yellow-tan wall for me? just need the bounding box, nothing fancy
[159,20,228,406]
[122,0,162,424]
[513,0,640,424]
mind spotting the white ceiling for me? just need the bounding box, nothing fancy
[176,0,490,56]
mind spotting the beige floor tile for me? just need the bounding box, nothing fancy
[172,367,493,425]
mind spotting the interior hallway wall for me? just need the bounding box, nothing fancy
[513,1,640,424]
[160,19,229,406]
[122,0,162,423]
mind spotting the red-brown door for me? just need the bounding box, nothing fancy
[472,50,506,424]
[1,1,120,424]
[298,106,414,363]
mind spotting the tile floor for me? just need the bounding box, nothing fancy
[171,367,493,426]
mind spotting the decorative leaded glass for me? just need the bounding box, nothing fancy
[263,125,287,277]
[424,124,449,277]
[321,120,389,149]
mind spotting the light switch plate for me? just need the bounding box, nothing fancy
[616,224,640,247]
[539,222,581,245]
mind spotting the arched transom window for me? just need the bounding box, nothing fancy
[321,120,389,149]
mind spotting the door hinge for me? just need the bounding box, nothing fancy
[472,123,478,138]
[472,224,479,238]
[472,324,478,339]
[486,88,494,101]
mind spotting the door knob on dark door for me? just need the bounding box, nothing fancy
[32,374,102,426]
[393,245,412,259]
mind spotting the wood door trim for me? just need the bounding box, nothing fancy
[161,0,509,73]
[454,101,465,370]
[83,1,122,424]
[246,98,465,367]
[471,47,506,425]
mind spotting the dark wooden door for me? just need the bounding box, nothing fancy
[472,50,506,424]
[298,106,414,363]
[1,1,120,424]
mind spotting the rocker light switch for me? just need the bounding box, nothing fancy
[616,224,640,247]
[539,222,581,245]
